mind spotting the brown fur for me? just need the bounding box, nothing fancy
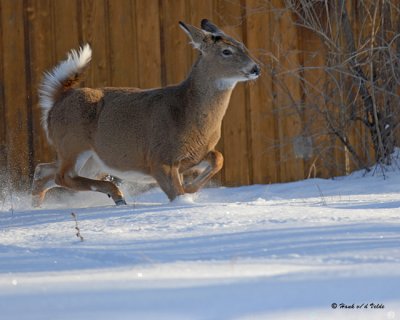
[32,19,260,206]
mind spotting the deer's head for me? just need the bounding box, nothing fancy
[179,19,260,90]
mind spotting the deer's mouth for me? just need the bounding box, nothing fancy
[247,64,261,79]
[243,64,261,80]
[246,73,260,80]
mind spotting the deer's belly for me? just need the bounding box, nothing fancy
[75,150,154,183]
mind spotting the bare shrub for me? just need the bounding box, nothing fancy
[262,0,400,175]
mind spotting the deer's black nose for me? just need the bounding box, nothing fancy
[250,64,261,76]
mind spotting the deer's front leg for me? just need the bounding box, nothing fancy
[153,163,185,201]
[183,150,223,194]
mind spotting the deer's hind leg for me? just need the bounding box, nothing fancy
[32,162,58,207]
[78,154,120,184]
[55,154,127,206]
[183,150,223,194]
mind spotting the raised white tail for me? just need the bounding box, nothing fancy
[39,44,92,139]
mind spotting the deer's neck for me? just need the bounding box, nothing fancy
[181,58,235,119]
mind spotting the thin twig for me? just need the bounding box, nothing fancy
[316,184,327,206]
[71,212,84,241]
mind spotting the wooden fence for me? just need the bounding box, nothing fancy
[0,0,381,190]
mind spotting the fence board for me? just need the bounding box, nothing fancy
[216,0,251,186]
[135,0,162,88]
[52,1,80,60]
[271,0,304,182]
[245,0,279,184]
[1,0,31,189]
[107,0,139,87]
[160,0,190,86]
[26,0,55,166]
[346,0,362,173]
[299,25,332,178]
[81,0,109,88]
[0,1,7,172]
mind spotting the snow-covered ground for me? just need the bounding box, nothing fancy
[1,168,400,319]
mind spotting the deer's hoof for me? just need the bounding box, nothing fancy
[115,198,127,206]
[32,195,42,208]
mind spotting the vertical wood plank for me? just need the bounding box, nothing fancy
[1,0,31,189]
[245,0,279,184]
[135,0,162,88]
[0,1,7,173]
[81,0,109,88]
[107,0,139,87]
[345,0,360,173]
[271,0,304,182]
[333,2,350,176]
[299,25,334,178]
[160,0,190,86]
[26,0,56,167]
[52,1,80,59]
[215,0,251,186]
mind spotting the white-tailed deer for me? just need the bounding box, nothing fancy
[32,19,260,206]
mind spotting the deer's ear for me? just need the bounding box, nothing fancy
[179,21,209,51]
[200,19,223,35]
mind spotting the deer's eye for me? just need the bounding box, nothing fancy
[222,49,233,56]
